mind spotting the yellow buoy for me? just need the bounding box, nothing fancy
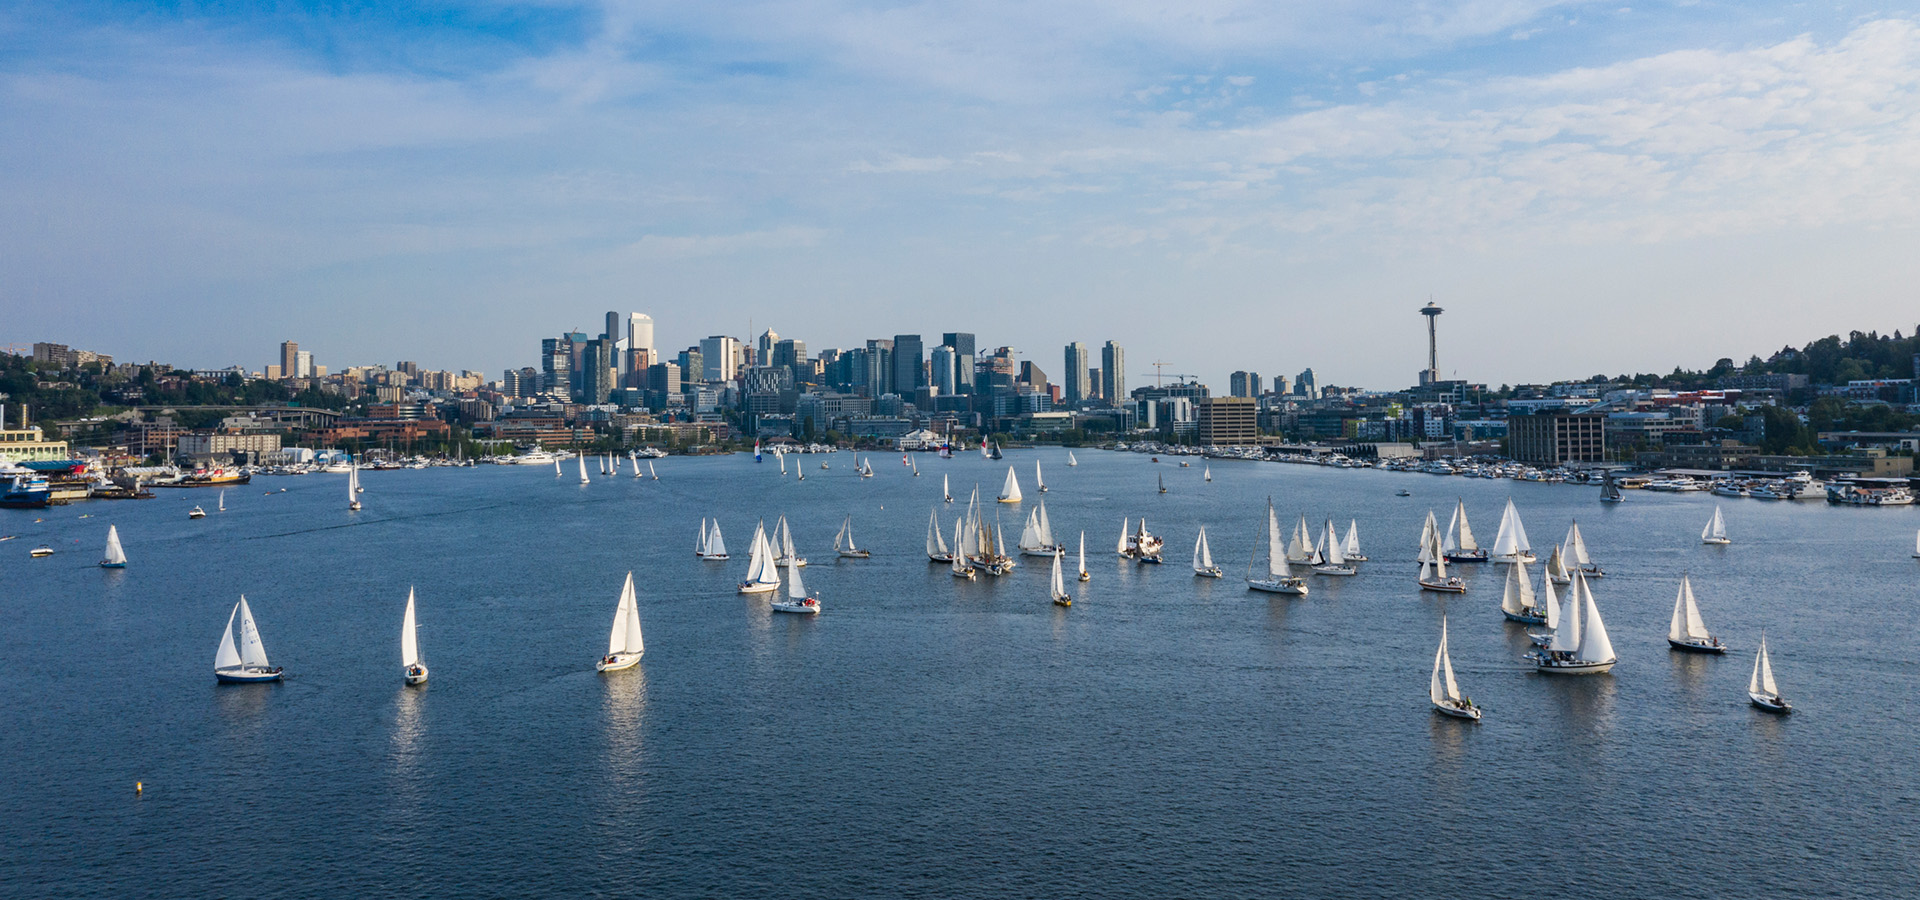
[135,781,143,794]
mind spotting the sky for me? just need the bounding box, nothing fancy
[4,1,1920,392]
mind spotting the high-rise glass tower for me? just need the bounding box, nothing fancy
[892,334,924,393]
[1101,341,1126,407]
[930,345,957,396]
[942,332,976,393]
[1063,342,1090,404]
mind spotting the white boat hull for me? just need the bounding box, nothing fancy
[597,651,643,672]
[1432,700,1481,721]
[1702,538,1731,546]
[1248,579,1308,595]
[771,600,820,615]
[738,582,780,594]
[1419,579,1467,593]
[404,664,429,685]
[1311,565,1357,576]
[1531,655,1616,675]
[1194,567,1223,578]
[215,666,284,683]
[837,550,871,559]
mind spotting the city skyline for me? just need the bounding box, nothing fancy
[7,5,1920,389]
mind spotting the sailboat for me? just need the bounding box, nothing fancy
[1701,506,1730,545]
[1192,526,1223,578]
[1666,575,1725,653]
[213,596,284,682]
[858,457,874,478]
[632,452,643,478]
[1499,559,1545,623]
[1418,527,1467,593]
[1077,531,1090,582]
[1912,529,1919,559]
[1130,518,1165,563]
[1247,500,1308,595]
[1430,618,1481,720]
[578,454,591,485]
[1600,473,1624,503]
[1748,634,1792,713]
[1067,451,1078,467]
[911,456,920,477]
[978,443,991,460]
[597,573,645,672]
[649,460,658,481]
[943,474,953,503]
[772,556,821,614]
[1017,502,1061,556]
[1028,459,1044,494]
[1049,550,1072,607]
[1526,575,1563,647]
[1416,510,1439,564]
[1342,519,1366,561]
[1157,472,1167,494]
[950,518,977,580]
[696,518,729,560]
[100,524,127,568]
[928,509,954,563]
[739,523,783,592]
[1563,522,1602,576]
[1527,572,1616,674]
[401,587,428,685]
[779,453,787,476]
[1204,465,1212,483]
[348,464,362,511]
[835,515,871,558]
[218,490,226,512]
[998,465,1022,503]
[989,441,1003,460]
[1544,544,1572,585]
[1117,517,1134,559]
[1443,499,1487,562]
[554,457,562,477]
[774,515,807,567]
[1489,499,1534,563]
[188,505,206,519]
[1311,519,1357,575]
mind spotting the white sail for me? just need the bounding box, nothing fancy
[1751,635,1779,697]
[1195,527,1215,571]
[236,595,271,668]
[215,602,243,670]
[778,516,799,560]
[103,525,126,565]
[1417,511,1438,563]
[951,520,970,575]
[1442,504,1461,554]
[1288,515,1313,563]
[554,458,562,476]
[1548,577,1582,653]
[788,559,808,599]
[218,490,225,511]
[649,461,657,480]
[1429,529,1448,580]
[1204,465,1212,482]
[1565,522,1592,566]
[609,572,643,656]
[708,520,727,557]
[1118,517,1130,554]
[1020,508,1044,552]
[943,474,951,501]
[1455,499,1479,552]
[1703,506,1727,541]
[1575,574,1615,663]
[401,588,421,668]
[1669,575,1711,641]
[1540,573,1561,629]
[1342,520,1361,559]
[929,509,949,557]
[1068,451,1078,466]
[578,454,590,484]
[1050,550,1067,598]
[1268,503,1291,578]
[1323,519,1346,566]
[1035,459,1045,491]
[836,516,859,553]
[999,465,1022,502]
[696,518,708,555]
[1431,618,1462,704]
[1490,499,1530,559]
[1546,544,1569,582]
[1501,564,1525,616]
[1036,503,1054,547]
[1078,531,1087,576]
[745,525,778,586]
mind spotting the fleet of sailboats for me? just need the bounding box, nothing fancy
[1192,526,1222,578]
[100,525,126,568]
[213,596,283,683]
[1666,575,1725,653]
[401,587,428,685]
[1701,506,1731,545]
[1247,500,1308,595]
[597,573,644,672]
[1748,635,1791,713]
[1429,618,1480,720]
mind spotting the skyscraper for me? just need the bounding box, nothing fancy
[865,339,894,397]
[1063,342,1091,405]
[942,332,976,393]
[279,341,298,380]
[699,336,740,382]
[772,338,808,385]
[1101,341,1126,407]
[892,334,924,394]
[541,337,572,396]
[628,313,655,358]
[1229,371,1262,398]
[758,329,779,366]
[1296,368,1317,400]
[930,345,957,396]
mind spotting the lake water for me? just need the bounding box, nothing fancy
[5,450,1918,898]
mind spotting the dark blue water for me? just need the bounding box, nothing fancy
[5,451,1917,898]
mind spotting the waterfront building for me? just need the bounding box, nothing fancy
[1063,342,1090,405]
[1508,411,1607,465]
[0,422,71,463]
[1197,396,1258,445]
[1101,341,1125,407]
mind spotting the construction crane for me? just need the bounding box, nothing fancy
[1140,361,1198,388]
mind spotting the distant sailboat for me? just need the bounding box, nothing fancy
[1077,531,1090,582]
[928,508,953,562]
[1416,510,1439,564]
[1418,526,1466,593]
[998,466,1022,503]
[1311,519,1357,575]
[696,518,729,560]
[1600,473,1623,503]
[631,451,643,478]
[772,556,821,614]
[597,573,645,672]
[1430,618,1480,720]
[1342,519,1366,561]
[348,464,362,511]
[1666,575,1725,653]
[1017,501,1060,556]
[835,515,871,558]
[943,474,953,503]
[1286,514,1314,565]
[1035,459,1047,493]
[1526,575,1563,648]
[188,505,206,519]
[1528,572,1616,674]
[1914,529,1920,558]
[401,587,428,685]
[1701,506,1730,545]
[1248,500,1308,595]
[950,518,976,580]
[740,523,783,592]
[1748,634,1792,713]
[213,596,283,683]
[1204,465,1212,483]
[218,490,226,512]
[1489,499,1534,563]
[1563,522,1602,576]
[1545,544,1572,585]
[554,457,562,477]
[1117,516,1133,558]
[1049,549,1072,607]
[911,456,920,477]
[1499,559,1545,623]
[1067,451,1078,467]
[774,515,807,567]
[100,524,127,568]
[578,454,591,485]
[1158,472,1167,494]
[1443,499,1487,562]
[649,460,658,481]
[1193,526,1223,578]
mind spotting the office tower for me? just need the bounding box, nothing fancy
[892,334,924,394]
[1273,374,1290,397]
[647,361,681,395]
[295,350,314,379]
[1101,341,1126,407]
[1230,371,1263,398]
[1020,360,1048,390]
[1063,342,1090,405]
[942,332,976,393]
[541,337,572,395]
[1296,368,1317,400]
[758,329,779,366]
[699,336,740,382]
[581,338,616,403]
[930,345,957,396]
[865,339,894,397]
[772,338,808,385]
[1088,367,1102,401]
[678,348,703,383]
[279,341,298,379]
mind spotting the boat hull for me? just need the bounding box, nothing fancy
[837,550,872,559]
[1052,597,1071,607]
[1418,580,1467,593]
[1248,579,1308,595]
[1702,538,1731,546]
[1532,656,1616,675]
[99,561,125,569]
[1311,565,1357,576]
[771,600,820,615]
[1443,551,1488,563]
[1194,567,1223,578]
[1749,692,1792,714]
[215,666,284,683]
[738,582,780,594]
[405,665,429,685]
[597,652,643,672]
[1502,610,1546,624]
[1668,638,1727,654]
[1432,701,1481,721]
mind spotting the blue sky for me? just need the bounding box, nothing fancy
[5,1,1920,390]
